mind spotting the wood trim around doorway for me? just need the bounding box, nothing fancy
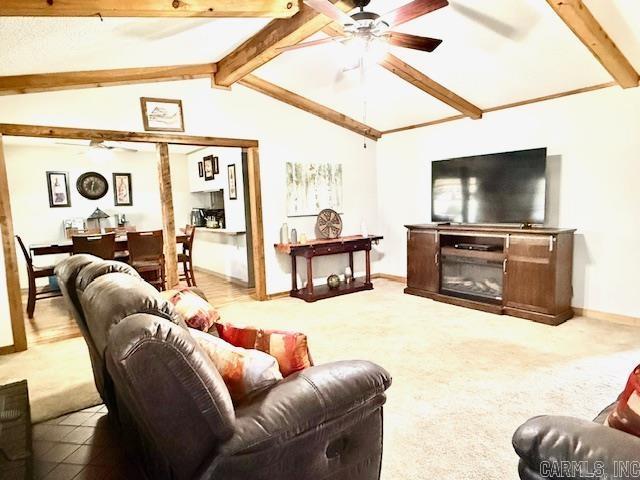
[0,124,267,353]
[0,134,27,352]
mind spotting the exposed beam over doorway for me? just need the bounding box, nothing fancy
[0,124,258,148]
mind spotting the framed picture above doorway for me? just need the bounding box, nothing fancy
[140,97,185,132]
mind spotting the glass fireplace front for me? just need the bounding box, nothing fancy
[441,254,503,302]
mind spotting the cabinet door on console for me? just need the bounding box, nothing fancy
[407,230,439,292]
[504,235,556,313]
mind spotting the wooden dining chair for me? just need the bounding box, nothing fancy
[127,230,165,291]
[105,226,136,262]
[72,233,116,260]
[15,235,63,319]
[179,225,197,287]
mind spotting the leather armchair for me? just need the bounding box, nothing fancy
[56,255,392,480]
[512,406,640,479]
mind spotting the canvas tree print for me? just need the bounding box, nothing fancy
[286,162,343,217]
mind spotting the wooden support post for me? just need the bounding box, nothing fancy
[0,134,27,352]
[246,147,267,300]
[157,143,179,289]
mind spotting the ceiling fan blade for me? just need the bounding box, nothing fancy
[450,3,519,40]
[380,0,449,28]
[277,36,344,53]
[385,32,442,52]
[55,141,90,148]
[303,0,354,26]
[102,141,139,153]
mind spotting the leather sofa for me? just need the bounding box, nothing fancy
[512,403,640,479]
[55,255,392,480]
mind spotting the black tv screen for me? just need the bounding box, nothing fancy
[431,148,547,224]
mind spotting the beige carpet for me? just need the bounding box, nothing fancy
[0,336,101,423]
[2,279,640,479]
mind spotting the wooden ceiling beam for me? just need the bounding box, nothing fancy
[379,54,483,119]
[546,0,639,88]
[214,0,355,87]
[239,74,382,140]
[0,124,258,148]
[0,0,299,18]
[0,63,217,96]
[382,82,616,135]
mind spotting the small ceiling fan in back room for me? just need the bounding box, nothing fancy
[279,0,449,56]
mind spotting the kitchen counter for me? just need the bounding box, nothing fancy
[195,227,246,236]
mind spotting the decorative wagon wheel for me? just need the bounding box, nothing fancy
[316,208,343,239]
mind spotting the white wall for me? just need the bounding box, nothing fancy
[377,86,640,318]
[0,78,380,295]
[186,147,246,231]
[3,144,190,287]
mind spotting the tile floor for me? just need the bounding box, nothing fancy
[32,405,142,480]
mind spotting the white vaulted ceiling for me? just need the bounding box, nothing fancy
[0,0,638,132]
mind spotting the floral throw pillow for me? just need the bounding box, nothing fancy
[215,323,313,377]
[607,364,640,437]
[190,328,282,404]
[160,288,220,332]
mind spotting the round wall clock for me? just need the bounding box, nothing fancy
[316,208,343,239]
[76,172,108,200]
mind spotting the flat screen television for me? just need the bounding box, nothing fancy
[431,147,547,224]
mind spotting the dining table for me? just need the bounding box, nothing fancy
[29,233,188,257]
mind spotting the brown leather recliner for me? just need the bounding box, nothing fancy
[56,255,392,480]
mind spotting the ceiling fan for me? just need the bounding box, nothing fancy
[55,140,139,153]
[280,0,449,55]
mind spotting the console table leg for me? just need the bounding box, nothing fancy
[349,252,354,277]
[306,257,314,295]
[291,255,297,293]
[365,249,371,285]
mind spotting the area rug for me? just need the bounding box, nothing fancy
[0,337,100,423]
[2,279,640,479]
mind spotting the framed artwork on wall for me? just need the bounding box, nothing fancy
[286,162,343,217]
[203,155,215,180]
[213,156,219,174]
[46,171,71,208]
[198,161,204,178]
[140,97,185,132]
[113,173,133,206]
[228,164,237,200]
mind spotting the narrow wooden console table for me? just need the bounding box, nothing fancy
[275,235,383,302]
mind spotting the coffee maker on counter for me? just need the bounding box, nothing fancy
[190,208,206,227]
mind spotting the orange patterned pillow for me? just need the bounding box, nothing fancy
[161,288,220,332]
[190,328,282,403]
[607,364,640,436]
[215,323,313,377]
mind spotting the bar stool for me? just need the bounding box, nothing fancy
[127,230,165,291]
[72,233,116,260]
[15,235,62,319]
[179,225,197,286]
